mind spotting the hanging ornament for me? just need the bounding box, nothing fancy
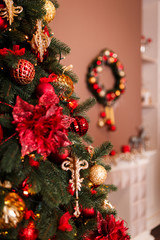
[31,20,51,63]
[87,49,126,132]
[61,155,89,218]
[18,221,39,240]
[11,59,35,85]
[89,165,107,185]
[0,0,23,25]
[82,207,95,218]
[56,73,74,100]
[67,99,78,110]
[0,180,12,189]
[29,154,40,168]
[43,0,56,23]
[70,116,88,136]
[0,192,25,228]
[103,199,114,210]
[51,148,70,164]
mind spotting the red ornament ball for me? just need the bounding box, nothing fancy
[36,82,54,98]
[70,116,88,136]
[0,124,3,143]
[106,119,112,125]
[121,145,131,153]
[100,112,106,118]
[68,99,78,110]
[109,125,116,131]
[11,59,35,85]
[82,207,95,217]
[53,148,70,163]
[0,4,8,31]
[18,221,38,240]
[0,16,8,31]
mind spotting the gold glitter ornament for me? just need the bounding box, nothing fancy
[0,0,23,25]
[31,20,51,63]
[57,74,74,100]
[44,0,56,23]
[0,192,25,228]
[89,164,107,185]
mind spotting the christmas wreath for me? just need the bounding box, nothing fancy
[87,49,126,131]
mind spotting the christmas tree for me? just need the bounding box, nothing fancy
[0,0,130,239]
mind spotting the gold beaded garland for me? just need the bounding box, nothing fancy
[89,165,107,185]
[44,0,56,23]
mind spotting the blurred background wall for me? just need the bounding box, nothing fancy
[50,0,142,151]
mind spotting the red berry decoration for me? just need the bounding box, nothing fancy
[18,221,39,240]
[70,116,88,136]
[11,59,35,85]
[36,82,54,98]
[100,112,106,118]
[109,125,116,131]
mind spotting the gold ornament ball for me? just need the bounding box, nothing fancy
[89,165,107,185]
[0,192,25,229]
[44,0,56,23]
[57,74,74,100]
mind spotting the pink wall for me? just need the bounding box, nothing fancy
[50,0,142,151]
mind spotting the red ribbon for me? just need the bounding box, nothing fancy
[0,45,25,56]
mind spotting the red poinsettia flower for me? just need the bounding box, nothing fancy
[12,91,74,159]
[58,212,72,232]
[84,212,130,240]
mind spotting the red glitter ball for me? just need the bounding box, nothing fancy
[70,116,88,136]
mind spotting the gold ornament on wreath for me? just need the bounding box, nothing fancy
[0,192,25,229]
[0,0,23,25]
[89,164,107,185]
[43,0,56,23]
[31,20,51,63]
[61,155,89,218]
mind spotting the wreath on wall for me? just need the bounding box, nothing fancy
[87,49,126,131]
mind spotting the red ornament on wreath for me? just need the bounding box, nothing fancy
[70,116,88,136]
[18,221,39,240]
[11,59,35,85]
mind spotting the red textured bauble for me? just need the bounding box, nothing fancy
[82,208,95,217]
[121,145,131,153]
[50,148,70,164]
[68,99,78,110]
[106,119,112,125]
[109,125,116,131]
[0,124,3,143]
[18,222,38,240]
[70,116,88,136]
[36,82,54,98]
[11,59,35,85]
